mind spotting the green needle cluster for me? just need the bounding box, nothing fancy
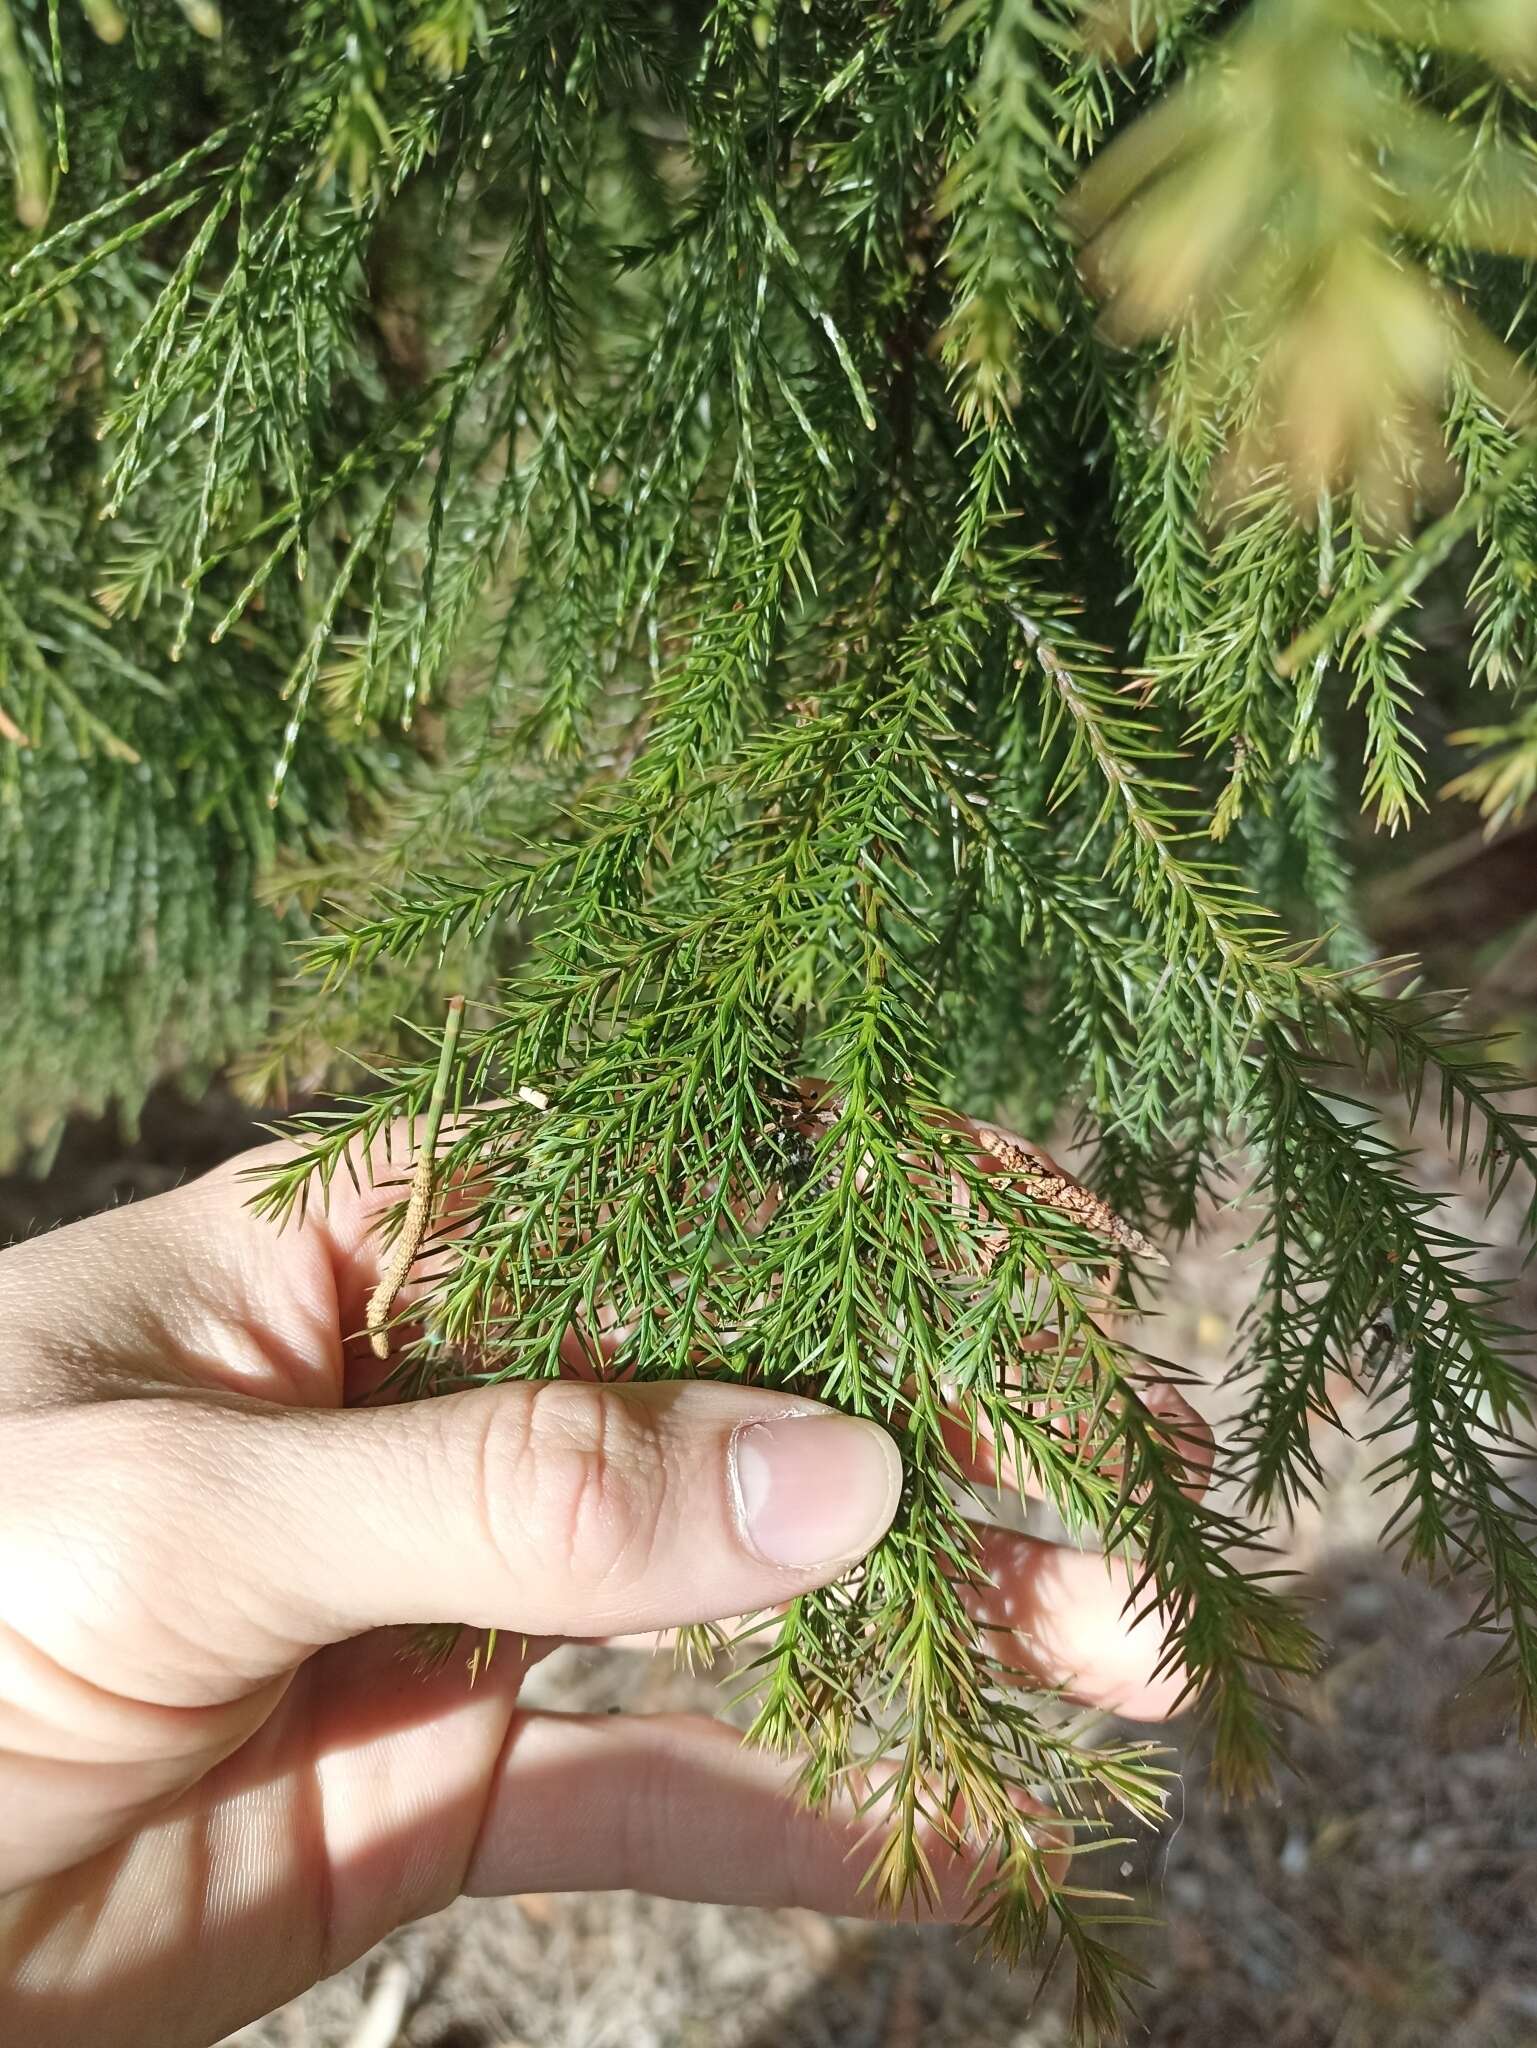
[4,1,1537,2028]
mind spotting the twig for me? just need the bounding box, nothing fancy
[340,1957,413,2048]
[972,1121,1168,1266]
[366,994,465,1360]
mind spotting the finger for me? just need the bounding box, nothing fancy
[0,1635,1062,2048]
[0,1631,529,2048]
[0,1124,478,1418]
[939,1358,1215,1505]
[966,1525,1183,1721]
[467,1708,1064,1912]
[0,1135,390,1416]
[6,1381,901,1715]
[602,1523,1189,1724]
[785,1086,1163,1264]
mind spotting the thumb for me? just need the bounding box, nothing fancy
[7,1380,902,1709]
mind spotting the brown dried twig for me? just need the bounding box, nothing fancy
[969,1122,1167,1267]
[366,993,465,1360]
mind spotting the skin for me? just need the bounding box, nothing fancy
[0,1131,1209,2047]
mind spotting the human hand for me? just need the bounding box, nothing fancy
[0,1131,1201,2046]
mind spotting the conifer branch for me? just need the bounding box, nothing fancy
[7,2,1537,2028]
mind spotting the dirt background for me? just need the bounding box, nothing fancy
[6,1087,1537,2048]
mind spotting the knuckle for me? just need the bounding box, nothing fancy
[22,1396,195,1544]
[477,1383,669,1599]
[0,1397,213,1663]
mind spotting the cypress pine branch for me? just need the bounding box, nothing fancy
[7,0,1537,2030]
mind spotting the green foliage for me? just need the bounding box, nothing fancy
[1067,0,1537,519]
[6,0,1537,2030]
